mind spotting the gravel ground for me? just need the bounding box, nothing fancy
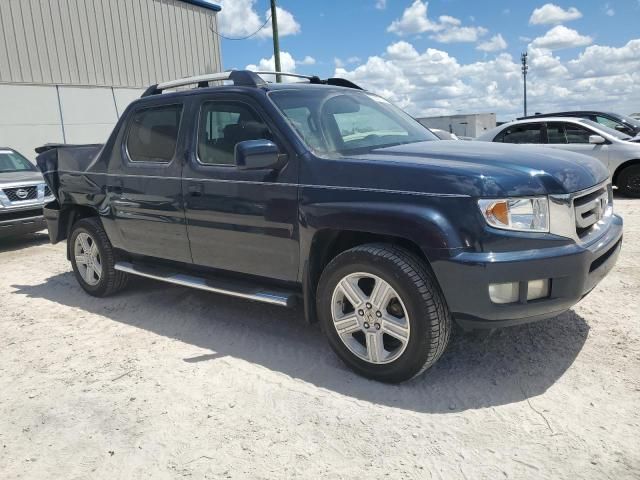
[1,197,638,480]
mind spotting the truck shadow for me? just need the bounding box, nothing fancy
[13,272,590,414]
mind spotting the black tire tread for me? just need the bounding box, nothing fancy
[71,217,129,297]
[320,243,451,381]
[617,164,640,198]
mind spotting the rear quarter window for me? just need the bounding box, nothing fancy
[126,104,183,163]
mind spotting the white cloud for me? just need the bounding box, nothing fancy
[375,0,387,10]
[387,0,443,35]
[333,39,640,121]
[477,34,508,52]
[246,51,297,73]
[531,25,592,50]
[529,3,582,25]
[387,1,488,44]
[216,1,300,39]
[604,3,615,16]
[257,6,301,38]
[431,24,488,43]
[246,52,318,81]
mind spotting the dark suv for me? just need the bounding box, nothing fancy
[519,111,640,137]
[37,71,623,382]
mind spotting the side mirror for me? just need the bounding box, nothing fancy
[235,139,280,170]
[589,135,605,145]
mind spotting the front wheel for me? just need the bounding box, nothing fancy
[69,217,129,297]
[617,164,640,198]
[317,244,451,383]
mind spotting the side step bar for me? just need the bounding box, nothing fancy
[114,261,297,308]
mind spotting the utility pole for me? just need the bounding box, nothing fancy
[270,0,282,83]
[521,52,528,117]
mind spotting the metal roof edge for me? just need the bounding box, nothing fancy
[178,0,221,12]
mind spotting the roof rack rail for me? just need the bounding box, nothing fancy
[141,70,362,97]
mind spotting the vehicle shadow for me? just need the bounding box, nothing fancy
[13,272,590,414]
[0,231,49,253]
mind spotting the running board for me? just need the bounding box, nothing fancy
[114,261,297,307]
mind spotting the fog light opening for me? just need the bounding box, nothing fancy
[527,279,550,301]
[489,282,519,304]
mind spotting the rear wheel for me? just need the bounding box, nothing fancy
[617,164,640,197]
[69,217,128,297]
[317,244,451,383]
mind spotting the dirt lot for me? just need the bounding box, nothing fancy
[1,198,638,480]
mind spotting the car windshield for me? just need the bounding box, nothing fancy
[0,150,37,173]
[268,89,437,156]
[615,113,640,129]
[578,119,632,141]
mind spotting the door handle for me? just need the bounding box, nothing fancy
[188,184,203,196]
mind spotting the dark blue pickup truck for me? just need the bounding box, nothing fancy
[36,70,623,382]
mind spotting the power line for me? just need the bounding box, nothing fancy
[209,13,272,41]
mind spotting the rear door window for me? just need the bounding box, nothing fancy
[564,123,593,144]
[546,123,567,144]
[498,124,543,144]
[126,104,183,163]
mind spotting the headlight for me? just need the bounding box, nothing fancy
[478,197,549,232]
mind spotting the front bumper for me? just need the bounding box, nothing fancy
[434,214,623,328]
[0,209,47,238]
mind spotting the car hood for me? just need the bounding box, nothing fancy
[347,141,609,197]
[0,170,44,185]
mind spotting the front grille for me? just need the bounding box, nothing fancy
[4,186,37,202]
[44,185,51,197]
[573,187,608,238]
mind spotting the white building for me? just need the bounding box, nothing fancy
[417,113,497,139]
[0,0,222,159]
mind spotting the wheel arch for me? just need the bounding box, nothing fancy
[612,159,640,185]
[62,205,101,260]
[302,228,439,325]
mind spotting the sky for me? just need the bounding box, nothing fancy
[212,0,640,121]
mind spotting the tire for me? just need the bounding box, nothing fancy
[617,164,640,198]
[69,217,129,297]
[316,243,451,383]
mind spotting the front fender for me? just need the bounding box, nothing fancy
[300,198,473,261]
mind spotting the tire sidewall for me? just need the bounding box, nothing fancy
[70,220,110,296]
[618,165,640,198]
[317,249,441,382]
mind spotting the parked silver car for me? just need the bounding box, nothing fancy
[0,148,53,238]
[476,117,640,197]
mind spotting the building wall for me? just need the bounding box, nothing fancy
[418,113,497,138]
[0,84,143,160]
[0,0,220,159]
[0,0,221,88]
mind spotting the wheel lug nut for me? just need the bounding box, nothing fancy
[358,309,364,316]
[376,311,382,318]
[366,302,372,309]
[363,322,370,329]
[374,323,381,330]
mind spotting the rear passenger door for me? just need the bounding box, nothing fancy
[545,122,609,166]
[105,102,192,263]
[182,94,299,282]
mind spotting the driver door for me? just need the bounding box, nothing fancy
[182,95,299,282]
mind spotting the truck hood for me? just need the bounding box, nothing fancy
[348,140,609,197]
[0,170,44,185]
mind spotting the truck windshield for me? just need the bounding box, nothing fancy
[0,150,36,173]
[269,89,437,156]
